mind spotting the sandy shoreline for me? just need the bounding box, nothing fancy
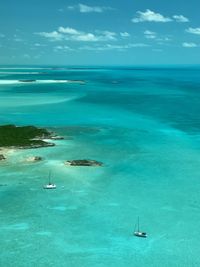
[0,147,16,156]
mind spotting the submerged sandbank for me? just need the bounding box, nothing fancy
[0,79,85,85]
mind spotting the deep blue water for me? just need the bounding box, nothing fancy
[1,66,200,267]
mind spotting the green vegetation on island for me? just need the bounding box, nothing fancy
[0,125,55,148]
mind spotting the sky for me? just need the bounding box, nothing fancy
[0,0,200,65]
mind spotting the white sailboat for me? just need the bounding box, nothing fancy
[43,171,56,189]
[134,217,147,238]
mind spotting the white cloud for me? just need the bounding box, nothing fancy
[55,46,63,50]
[164,37,171,41]
[96,30,117,41]
[58,27,80,35]
[14,38,23,42]
[67,6,75,10]
[36,31,63,41]
[132,10,189,23]
[156,36,172,42]
[144,30,155,35]
[120,32,130,38]
[73,33,99,42]
[37,27,117,42]
[13,34,23,42]
[145,36,156,39]
[79,4,103,13]
[129,43,149,47]
[34,43,46,47]
[182,42,197,47]
[68,4,113,13]
[54,45,73,51]
[144,30,156,39]
[173,15,189,22]
[186,27,200,35]
[79,43,149,51]
[132,9,172,23]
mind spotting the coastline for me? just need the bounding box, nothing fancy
[2,66,200,267]
[0,147,16,156]
[0,125,58,154]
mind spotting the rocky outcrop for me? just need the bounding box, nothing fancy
[65,159,103,166]
[0,154,6,160]
[18,142,55,149]
[18,80,36,83]
[26,156,43,162]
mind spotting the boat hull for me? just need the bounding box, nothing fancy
[134,231,147,238]
[43,184,56,189]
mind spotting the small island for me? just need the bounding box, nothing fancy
[18,80,36,83]
[0,124,55,149]
[65,159,103,167]
[25,156,43,162]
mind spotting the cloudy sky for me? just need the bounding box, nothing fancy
[0,0,200,65]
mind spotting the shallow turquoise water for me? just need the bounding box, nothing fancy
[1,66,200,266]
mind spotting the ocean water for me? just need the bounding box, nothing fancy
[1,66,200,266]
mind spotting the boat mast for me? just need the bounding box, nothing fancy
[48,171,51,184]
[137,216,140,232]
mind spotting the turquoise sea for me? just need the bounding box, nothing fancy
[1,66,200,267]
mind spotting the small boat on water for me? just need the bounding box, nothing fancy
[134,217,147,238]
[43,172,56,189]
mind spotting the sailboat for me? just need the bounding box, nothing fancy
[43,171,56,189]
[134,217,147,238]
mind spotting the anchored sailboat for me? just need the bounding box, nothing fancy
[134,217,147,238]
[43,171,56,189]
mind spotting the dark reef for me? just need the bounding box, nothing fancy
[0,154,6,160]
[65,159,103,166]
